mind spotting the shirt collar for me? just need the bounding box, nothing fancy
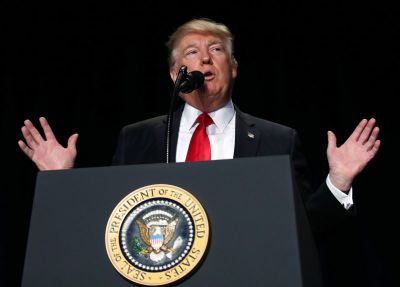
[181,100,235,132]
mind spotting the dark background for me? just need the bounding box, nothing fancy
[2,1,398,286]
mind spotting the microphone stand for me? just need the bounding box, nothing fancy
[165,65,187,163]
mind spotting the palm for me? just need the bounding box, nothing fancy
[327,118,380,191]
[18,117,78,170]
[31,138,76,169]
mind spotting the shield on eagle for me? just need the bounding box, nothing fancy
[149,227,164,251]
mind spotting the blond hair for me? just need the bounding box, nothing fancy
[166,18,238,68]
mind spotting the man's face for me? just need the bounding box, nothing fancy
[170,32,237,112]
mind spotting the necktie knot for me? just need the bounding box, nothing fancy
[196,112,213,127]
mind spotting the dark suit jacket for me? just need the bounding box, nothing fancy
[112,105,353,237]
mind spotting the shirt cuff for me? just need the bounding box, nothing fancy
[326,174,354,210]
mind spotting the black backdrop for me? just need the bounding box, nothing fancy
[2,1,398,286]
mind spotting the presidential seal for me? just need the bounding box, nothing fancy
[105,184,209,286]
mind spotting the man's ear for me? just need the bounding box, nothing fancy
[231,64,238,79]
[170,66,177,82]
[231,56,238,79]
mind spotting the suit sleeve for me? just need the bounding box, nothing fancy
[112,126,127,165]
[290,129,354,238]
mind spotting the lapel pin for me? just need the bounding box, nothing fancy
[247,132,255,139]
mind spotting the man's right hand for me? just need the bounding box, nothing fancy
[18,117,78,170]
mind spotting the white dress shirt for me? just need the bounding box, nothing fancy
[176,100,353,210]
[176,100,236,162]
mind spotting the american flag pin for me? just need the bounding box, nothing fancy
[248,132,255,139]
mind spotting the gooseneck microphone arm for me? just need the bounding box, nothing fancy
[165,65,204,163]
[166,65,188,163]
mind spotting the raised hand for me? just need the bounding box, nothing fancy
[18,117,78,170]
[327,118,381,192]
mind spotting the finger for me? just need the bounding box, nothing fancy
[366,127,380,144]
[24,119,44,143]
[21,125,39,149]
[358,118,376,144]
[369,139,381,156]
[366,127,380,151]
[67,133,79,150]
[39,117,56,141]
[327,131,337,152]
[18,140,34,159]
[349,119,368,142]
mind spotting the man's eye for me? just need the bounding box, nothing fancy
[210,46,224,53]
[186,50,198,55]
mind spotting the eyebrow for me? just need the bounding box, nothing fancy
[183,40,224,51]
[208,40,224,46]
[183,44,198,51]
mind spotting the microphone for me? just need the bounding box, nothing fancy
[178,70,204,93]
[166,66,204,163]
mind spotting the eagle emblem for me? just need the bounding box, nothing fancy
[135,210,182,262]
[106,185,209,285]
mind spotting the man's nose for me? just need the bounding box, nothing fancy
[201,53,212,64]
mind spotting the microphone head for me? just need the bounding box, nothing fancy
[179,70,204,93]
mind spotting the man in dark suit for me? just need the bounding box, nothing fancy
[18,18,381,285]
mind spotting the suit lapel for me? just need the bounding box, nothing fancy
[234,107,260,158]
[161,105,183,163]
[169,107,182,163]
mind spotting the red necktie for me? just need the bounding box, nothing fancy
[186,113,213,162]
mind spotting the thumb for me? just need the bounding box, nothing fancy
[67,133,79,150]
[327,131,337,153]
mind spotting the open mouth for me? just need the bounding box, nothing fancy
[203,71,215,81]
